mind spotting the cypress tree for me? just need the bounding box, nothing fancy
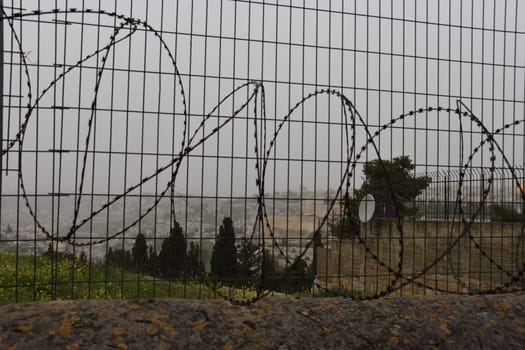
[210,217,237,282]
[185,242,205,279]
[158,221,187,279]
[132,233,148,272]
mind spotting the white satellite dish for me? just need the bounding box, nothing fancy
[358,194,375,223]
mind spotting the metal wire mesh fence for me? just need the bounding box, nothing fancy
[1,1,524,304]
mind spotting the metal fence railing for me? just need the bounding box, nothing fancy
[1,1,524,304]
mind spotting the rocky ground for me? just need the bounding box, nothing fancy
[1,293,524,349]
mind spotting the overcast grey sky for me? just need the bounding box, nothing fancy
[2,0,524,203]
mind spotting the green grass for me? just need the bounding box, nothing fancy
[0,252,257,304]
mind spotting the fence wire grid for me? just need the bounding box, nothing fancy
[1,0,525,304]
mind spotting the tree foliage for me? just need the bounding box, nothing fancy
[105,226,205,281]
[235,238,260,286]
[331,156,431,239]
[280,257,314,293]
[106,248,133,270]
[260,250,314,293]
[210,217,237,281]
[358,156,431,219]
[261,249,279,290]
[146,246,159,276]
[158,221,188,279]
[207,217,316,292]
[330,192,361,239]
[132,233,148,271]
[186,242,205,280]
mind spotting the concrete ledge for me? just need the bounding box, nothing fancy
[1,294,524,349]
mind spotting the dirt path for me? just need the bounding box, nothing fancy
[1,294,524,349]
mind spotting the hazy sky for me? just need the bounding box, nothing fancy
[2,0,524,203]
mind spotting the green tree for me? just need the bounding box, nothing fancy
[332,156,431,240]
[185,242,205,280]
[261,249,280,290]
[132,233,148,272]
[281,257,313,293]
[158,221,187,279]
[358,156,431,219]
[236,238,260,286]
[210,217,237,282]
[312,230,324,276]
[330,192,361,239]
[106,248,132,270]
[146,246,160,277]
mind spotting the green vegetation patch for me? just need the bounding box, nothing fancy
[0,252,256,304]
